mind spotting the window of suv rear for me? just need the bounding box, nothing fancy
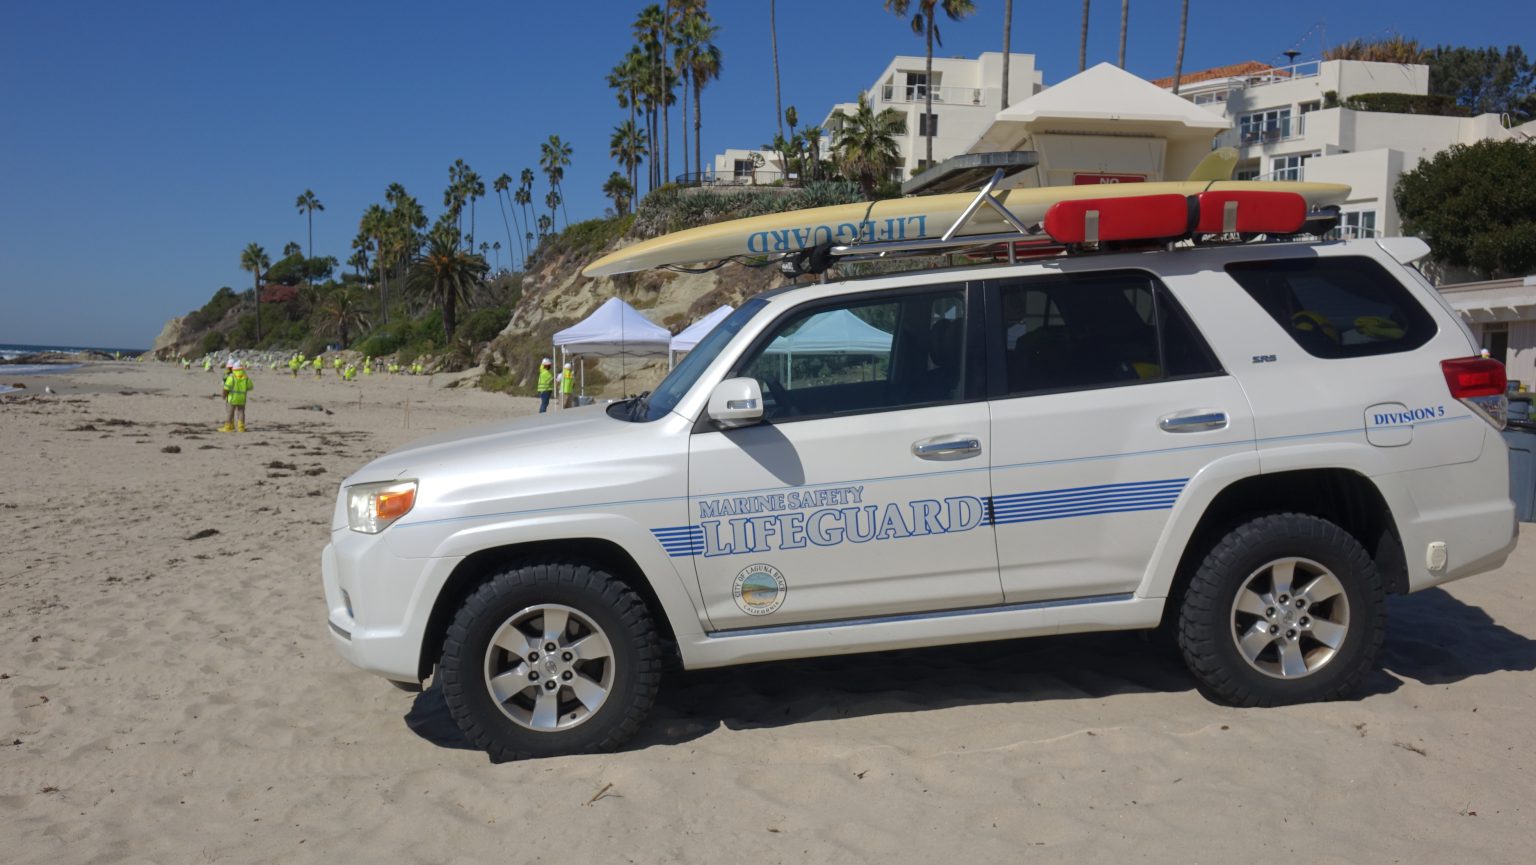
[1225,256,1437,359]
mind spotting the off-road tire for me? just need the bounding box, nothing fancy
[439,560,661,761]
[1178,513,1385,707]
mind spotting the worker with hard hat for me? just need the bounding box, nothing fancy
[560,362,576,409]
[536,358,554,413]
[313,355,324,377]
[219,360,253,433]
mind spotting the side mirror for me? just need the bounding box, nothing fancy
[707,377,765,428]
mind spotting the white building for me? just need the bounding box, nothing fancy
[1440,276,1536,389]
[968,63,1231,186]
[702,147,787,186]
[1158,59,1521,238]
[821,51,1044,180]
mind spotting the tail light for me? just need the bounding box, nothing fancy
[1441,357,1508,430]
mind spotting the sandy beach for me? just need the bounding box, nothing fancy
[2,360,1533,864]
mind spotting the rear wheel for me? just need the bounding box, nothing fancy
[439,561,661,761]
[1178,513,1385,706]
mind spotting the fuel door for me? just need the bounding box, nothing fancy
[1365,402,1414,447]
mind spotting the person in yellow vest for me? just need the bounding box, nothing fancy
[343,363,357,381]
[219,360,253,432]
[288,354,301,377]
[202,356,212,373]
[313,355,324,378]
[560,362,576,409]
[536,358,554,413]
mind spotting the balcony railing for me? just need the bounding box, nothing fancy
[879,83,989,106]
[674,169,794,188]
[1223,114,1309,149]
[1178,60,1322,104]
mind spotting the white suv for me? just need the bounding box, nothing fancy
[323,236,1516,761]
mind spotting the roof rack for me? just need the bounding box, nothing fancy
[778,169,1341,278]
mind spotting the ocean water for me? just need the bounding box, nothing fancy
[0,343,145,394]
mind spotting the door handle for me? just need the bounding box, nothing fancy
[1159,411,1229,433]
[912,436,982,460]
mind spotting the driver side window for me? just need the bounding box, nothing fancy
[737,288,968,421]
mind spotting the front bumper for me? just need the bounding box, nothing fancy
[321,533,464,684]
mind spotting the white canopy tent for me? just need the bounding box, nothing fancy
[668,304,734,368]
[762,308,893,386]
[552,297,671,395]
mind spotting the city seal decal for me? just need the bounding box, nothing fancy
[733,563,787,616]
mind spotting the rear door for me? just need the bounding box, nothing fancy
[984,268,1256,603]
[685,283,1003,630]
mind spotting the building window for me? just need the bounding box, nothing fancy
[1299,100,1321,114]
[733,159,755,181]
[1269,152,1317,181]
[905,72,929,101]
[1240,107,1293,144]
[1332,210,1378,239]
[918,113,939,136]
[1235,169,1261,181]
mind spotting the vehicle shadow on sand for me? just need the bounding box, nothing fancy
[403,587,1535,755]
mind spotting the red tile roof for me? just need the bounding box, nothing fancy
[1153,61,1280,89]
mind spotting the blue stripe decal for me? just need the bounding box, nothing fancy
[651,526,704,557]
[393,416,1473,531]
[988,478,1188,526]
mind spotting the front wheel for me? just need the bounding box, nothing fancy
[439,561,661,761]
[1178,513,1385,707]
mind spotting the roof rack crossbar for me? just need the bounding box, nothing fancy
[829,168,1039,264]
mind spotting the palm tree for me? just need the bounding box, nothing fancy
[492,172,523,271]
[1001,0,1013,107]
[536,214,553,242]
[679,12,721,186]
[603,171,635,216]
[408,226,487,343]
[670,0,709,182]
[283,241,303,259]
[770,0,783,138]
[800,125,824,181]
[539,135,573,229]
[361,203,390,322]
[515,170,535,250]
[295,189,323,263]
[884,0,975,170]
[1172,0,1188,94]
[832,92,907,197]
[1118,0,1129,68]
[239,242,269,344]
[634,5,668,186]
[608,48,649,189]
[463,168,485,253]
[492,240,502,272]
[610,120,648,195]
[1079,1,1090,71]
[545,189,563,231]
[316,286,368,349]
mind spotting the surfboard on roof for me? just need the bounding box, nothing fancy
[582,150,1351,278]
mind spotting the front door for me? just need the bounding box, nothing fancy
[985,268,1256,603]
[686,284,1003,630]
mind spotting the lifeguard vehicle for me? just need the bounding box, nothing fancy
[323,156,1516,760]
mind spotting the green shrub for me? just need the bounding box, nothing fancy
[458,306,511,344]
[184,287,241,332]
[199,330,226,354]
[630,181,862,239]
[1343,92,1470,116]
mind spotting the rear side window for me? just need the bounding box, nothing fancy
[1225,256,1437,359]
[996,270,1222,397]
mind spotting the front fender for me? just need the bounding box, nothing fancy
[407,511,707,638]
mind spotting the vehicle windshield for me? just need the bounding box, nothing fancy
[618,298,769,422]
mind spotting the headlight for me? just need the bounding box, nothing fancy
[347,480,418,533]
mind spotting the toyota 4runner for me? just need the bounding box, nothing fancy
[323,235,1516,761]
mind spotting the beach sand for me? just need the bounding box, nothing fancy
[2,361,1533,864]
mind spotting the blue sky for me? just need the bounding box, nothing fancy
[1,0,1529,348]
